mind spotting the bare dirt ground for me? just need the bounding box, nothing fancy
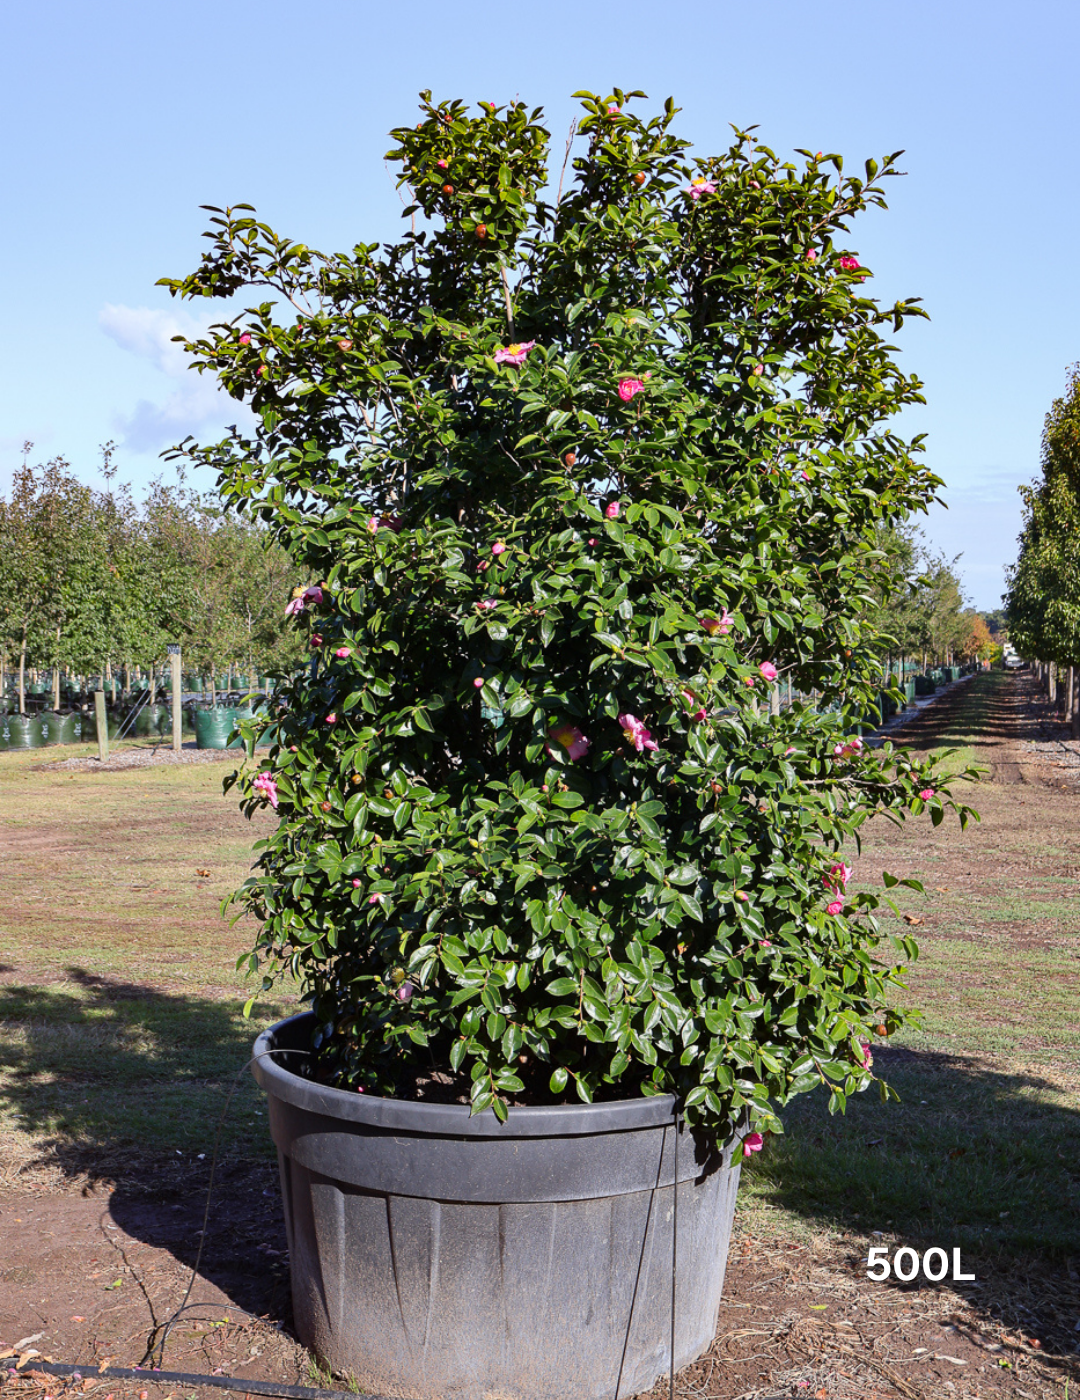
[3,672,1079,1400]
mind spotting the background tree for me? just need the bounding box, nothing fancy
[1006,364,1080,731]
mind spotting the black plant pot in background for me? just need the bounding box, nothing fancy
[253,1012,741,1400]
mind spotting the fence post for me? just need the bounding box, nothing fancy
[94,690,108,763]
[169,646,182,754]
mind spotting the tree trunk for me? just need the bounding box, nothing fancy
[54,629,62,710]
[123,662,130,696]
[148,665,156,705]
[210,667,217,708]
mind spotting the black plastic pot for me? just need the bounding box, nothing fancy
[253,1012,741,1400]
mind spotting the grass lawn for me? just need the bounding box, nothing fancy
[2,679,1078,1260]
[740,670,1080,1267]
[0,742,298,1177]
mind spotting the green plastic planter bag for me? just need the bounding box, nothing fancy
[194,707,233,749]
[6,715,45,749]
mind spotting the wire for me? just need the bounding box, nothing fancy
[140,1047,311,1370]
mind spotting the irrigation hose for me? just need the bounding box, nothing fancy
[17,1360,392,1400]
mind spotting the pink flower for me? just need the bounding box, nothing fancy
[284,596,305,617]
[335,647,352,659]
[587,537,596,546]
[607,105,621,117]
[859,1037,873,1070]
[477,560,490,572]
[800,470,811,481]
[918,788,936,800]
[685,177,717,200]
[759,661,778,682]
[476,599,497,610]
[604,501,620,519]
[742,1132,764,1158]
[752,362,764,377]
[473,677,485,688]
[826,898,844,916]
[617,713,658,753]
[304,586,325,605]
[369,893,385,903]
[238,332,252,345]
[325,712,337,724]
[368,514,401,533]
[397,983,414,1002]
[352,879,362,888]
[618,377,646,402]
[437,158,448,169]
[735,890,748,902]
[839,256,861,272]
[701,609,733,637]
[805,249,817,262]
[759,940,772,948]
[494,340,536,365]
[547,723,590,761]
[252,772,279,810]
[828,862,853,889]
[491,541,507,555]
[784,746,796,756]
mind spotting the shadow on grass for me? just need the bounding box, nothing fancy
[0,970,296,1323]
[741,1044,1080,1364]
[4,974,1079,1364]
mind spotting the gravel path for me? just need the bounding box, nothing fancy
[46,741,242,773]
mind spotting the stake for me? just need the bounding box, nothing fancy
[171,647,183,754]
[94,689,108,763]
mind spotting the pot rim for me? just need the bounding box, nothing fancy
[253,1010,679,1138]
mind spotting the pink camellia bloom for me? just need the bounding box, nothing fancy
[369,893,384,904]
[284,596,305,617]
[701,608,733,637]
[918,787,936,800]
[397,983,414,1002]
[759,940,772,948]
[839,256,861,272]
[310,634,323,649]
[473,677,485,689]
[303,585,325,605]
[690,705,706,722]
[325,712,337,724]
[587,537,596,546]
[607,105,621,117]
[547,723,590,761]
[252,772,279,810]
[437,158,448,169]
[368,514,402,533]
[742,1132,764,1158]
[352,879,362,888]
[477,560,490,572]
[239,332,252,345]
[752,362,764,377]
[826,897,844,916]
[604,501,620,519]
[617,713,658,753]
[828,862,853,889]
[735,890,748,902]
[805,249,817,262]
[685,177,717,200]
[859,1037,873,1070]
[759,661,779,682]
[618,377,646,402]
[784,746,796,756]
[476,599,497,610]
[494,340,536,366]
[800,470,811,481]
[491,541,507,555]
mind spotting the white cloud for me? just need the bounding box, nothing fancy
[100,304,253,454]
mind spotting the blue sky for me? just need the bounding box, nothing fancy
[3,0,1077,610]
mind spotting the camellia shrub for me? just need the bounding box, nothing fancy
[163,89,974,1139]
